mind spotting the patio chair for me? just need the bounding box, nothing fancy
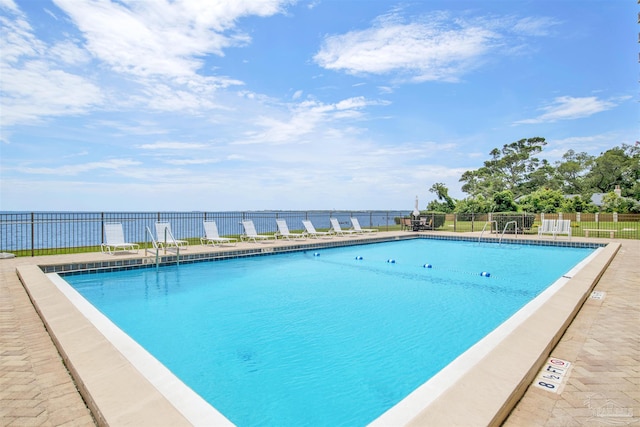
[537,219,556,238]
[101,222,139,254]
[155,221,188,249]
[302,220,333,238]
[350,217,378,233]
[329,218,359,236]
[418,217,434,230]
[241,220,276,243]
[554,219,572,240]
[275,219,307,240]
[201,220,237,247]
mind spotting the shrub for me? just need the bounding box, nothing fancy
[518,188,566,213]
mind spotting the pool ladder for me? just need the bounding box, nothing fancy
[144,226,181,269]
[479,220,518,244]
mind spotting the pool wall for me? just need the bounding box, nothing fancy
[16,233,618,426]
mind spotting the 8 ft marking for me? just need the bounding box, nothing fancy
[533,357,571,393]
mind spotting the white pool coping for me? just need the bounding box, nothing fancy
[17,234,619,426]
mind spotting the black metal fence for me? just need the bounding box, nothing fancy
[1,210,638,257]
[0,211,406,256]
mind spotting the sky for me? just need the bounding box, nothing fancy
[0,0,637,212]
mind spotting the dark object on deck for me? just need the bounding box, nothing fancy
[412,217,434,231]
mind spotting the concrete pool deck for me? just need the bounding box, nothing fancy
[0,231,638,426]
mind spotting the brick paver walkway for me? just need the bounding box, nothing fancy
[503,240,639,426]
[1,256,95,426]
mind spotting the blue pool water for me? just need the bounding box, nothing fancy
[64,239,594,426]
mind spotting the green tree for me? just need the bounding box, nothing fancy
[459,168,501,199]
[426,182,456,213]
[585,145,639,196]
[622,143,640,199]
[459,137,547,199]
[601,192,640,213]
[525,160,561,193]
[555,149,594,194]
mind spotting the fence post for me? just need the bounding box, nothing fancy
[101,212,105,245]
[31,212,35,257]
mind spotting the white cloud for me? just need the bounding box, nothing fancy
[1,60,103,126]
[313,11,559,83]
[314,12,500,82]
[515,96,620,124]
[93,120,170,136]
[48,40,93,65]
[52,0,292,79]
[512,16,561,37]
[0,0,291,126]
[0,0,18,12]
[16,158,141,176]
[0,6,102,126]
[236,96,389,145]
[0,9,41,62]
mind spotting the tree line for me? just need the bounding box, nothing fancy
[426,137,640,214]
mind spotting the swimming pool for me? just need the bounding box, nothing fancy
[61,239,595,426]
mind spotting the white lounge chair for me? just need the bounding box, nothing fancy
[330,218,359,236]
[201,220,237,246]
[350,217,378,233]
[302,220,333,238]
[241,220,275,243]
[155,221,188,249]
[101,222,139,254]
[554,219,572,240]
[537,219,556,238]
[275,219,306,240]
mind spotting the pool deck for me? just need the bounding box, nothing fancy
[1,231,638,426]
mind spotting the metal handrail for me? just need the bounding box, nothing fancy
[144,226,160,269]
[159,225,180,266]
[479,221,497,243]
[499,221,518,244]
